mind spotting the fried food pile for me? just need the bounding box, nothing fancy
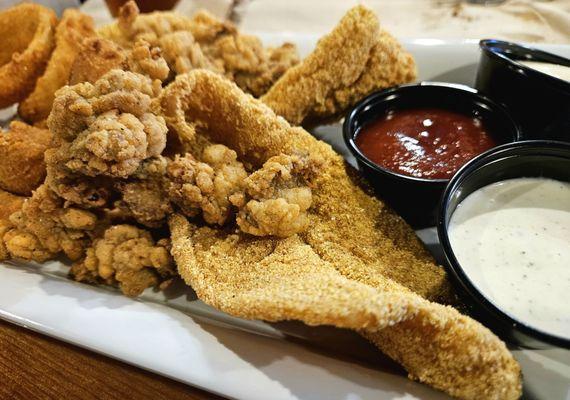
[97,0,299,97]
[0,2,523,399]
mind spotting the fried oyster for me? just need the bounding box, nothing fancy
[47,69,167,179]
[98,0,299,96]
[71,224,174,297]
[236,154,318,238]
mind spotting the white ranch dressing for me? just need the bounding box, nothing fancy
[518,60,570,82]
[449,177,570,340]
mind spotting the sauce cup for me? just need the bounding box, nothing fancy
[343,82,520,228]
[476,39,570,142]
[438,140,570,349]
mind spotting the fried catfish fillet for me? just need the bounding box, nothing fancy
[0,3,56,108]
[18,9,96,123]
[162,70,521,400]
[261,5,417,126]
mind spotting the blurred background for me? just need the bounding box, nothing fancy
[0,0,569,43]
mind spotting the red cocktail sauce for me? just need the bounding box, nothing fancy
[354,108,497,179]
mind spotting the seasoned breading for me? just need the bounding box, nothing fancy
[47,70,167,179]
[49,69,163,142]
[166,145,248,225]
[0,3,56,108]
[164,70,521,400]
[99,1,299,96]
[0,121,53,196]
[126,39,170,81]
[18,9,96,123]
[261,5,417,126]
[5,185,97,262]
[158,30,221,75]
[69,37,169,86]
[70,224,175,297]
[115,156,172,227]
[234,43,299,98]
[69,37,126,85]
[236,154,316,237]
[0,190,25,222]
[45,147,114,209]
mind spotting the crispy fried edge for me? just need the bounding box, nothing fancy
[261,5,417,126]
[0,3,56,108]
[18,9,96,122]
[161,70,522,399]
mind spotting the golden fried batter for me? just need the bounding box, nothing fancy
[126,39,170,81]
[69,37,169,86]
[236,154,316,237]
[235,43,299,98]
[0,121,53,196]
[6,185,97,262]
[49,69,163,141]
[261,5,417,126]
[163,70,521,400]
[0,190,25,222]
[115,156,172,227]
[166,144,247,225]
[69,37,126,85]
[18,9,96,123]
[70,224,175,297]
[45,147,114,209]
[64,110,166,178]
[48,70,167,178]
[99,1,299,96]
[0,3,56,108]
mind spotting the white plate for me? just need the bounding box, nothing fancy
[1,36,570,400]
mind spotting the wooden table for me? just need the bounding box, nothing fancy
[0,319,225,400]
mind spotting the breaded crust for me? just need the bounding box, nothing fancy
[261,5,417,126]
[164,70,521,400]
[0,3,56,108]
[19,9,96,122]
[0,121,53,196]
[0,189,25,221]
[68,37,126,85]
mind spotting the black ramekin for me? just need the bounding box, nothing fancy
[343,82,521,228]
[438,140,570,349]
[476,39,570,141]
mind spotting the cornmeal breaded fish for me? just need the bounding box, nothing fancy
[261,5,417,126]
[19,9,96,123]
[163,70,521,400]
